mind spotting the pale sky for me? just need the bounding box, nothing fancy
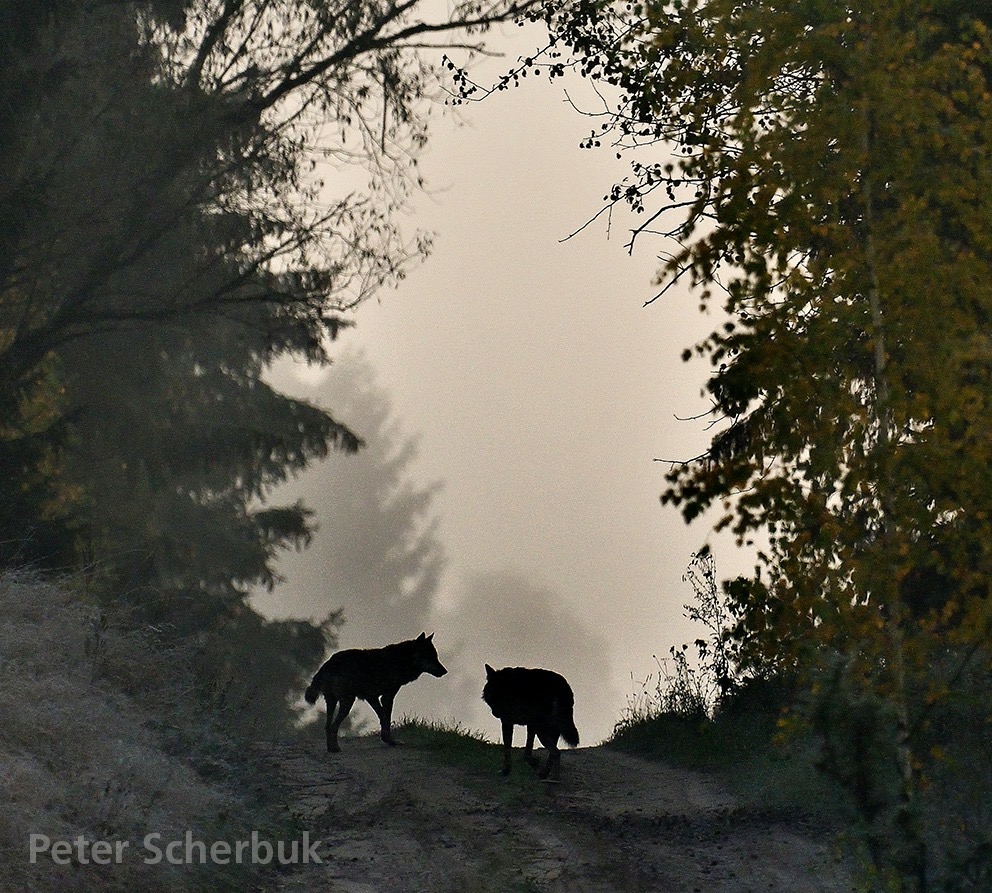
[255,26,755,745]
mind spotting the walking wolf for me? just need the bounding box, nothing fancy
[305,633,447,753]
[482,664,579,781]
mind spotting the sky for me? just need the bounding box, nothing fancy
[253,24,756,745]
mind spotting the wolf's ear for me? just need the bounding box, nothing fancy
[485,664,495,678]
[426,632,434,642]
[417,632,426,641]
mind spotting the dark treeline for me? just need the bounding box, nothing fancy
[0,0,537,737]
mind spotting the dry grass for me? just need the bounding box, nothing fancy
[0,569,262,892]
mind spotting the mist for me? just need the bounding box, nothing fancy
[253,33,755,746]
[429,569,621,744]
[256,351,622,744]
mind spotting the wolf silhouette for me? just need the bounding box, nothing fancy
[305,632,447,753]
[482,664,579,781]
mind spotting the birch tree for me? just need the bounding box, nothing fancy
[491,1,992,887]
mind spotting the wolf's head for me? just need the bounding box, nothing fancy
[481,663,504,709]
[412,632,448,677]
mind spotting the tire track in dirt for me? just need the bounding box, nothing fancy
[263,736,858,893]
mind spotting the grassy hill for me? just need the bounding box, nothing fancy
[0,570,282,893]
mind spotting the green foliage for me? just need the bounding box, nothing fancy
[801,651,992,892]
[495,2,992,888]
[609,554,812,811]
[609,672,844,821]
[608,555,793,793]
[610,552,759,736]
[526,0,992,666]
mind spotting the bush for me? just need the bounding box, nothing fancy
[607,554,844,820]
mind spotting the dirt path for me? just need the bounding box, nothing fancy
[264,736,857,893]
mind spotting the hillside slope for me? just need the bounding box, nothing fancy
[268,734,857,893]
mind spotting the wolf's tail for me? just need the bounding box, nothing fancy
[304,668,324,705]
[561,703,580,748]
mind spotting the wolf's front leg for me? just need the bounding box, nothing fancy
[500,720,514,775]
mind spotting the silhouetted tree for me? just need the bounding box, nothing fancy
[0,0,536,590]
[487,1,992,887]
[0,0,540,732]
[262,350,445,648]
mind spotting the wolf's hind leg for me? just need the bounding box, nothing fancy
[536,731,562,781]
[324,696,341,753]
[326,695,355,753]
[524,727,540,767]
[540,748,561,782]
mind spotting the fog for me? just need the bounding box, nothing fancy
[254,28,755,745]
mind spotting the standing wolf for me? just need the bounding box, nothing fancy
[482,664,579,781]
[304,633,447,753]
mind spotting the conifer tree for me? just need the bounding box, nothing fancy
[0,0,538,726]
[0,0,534,589]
